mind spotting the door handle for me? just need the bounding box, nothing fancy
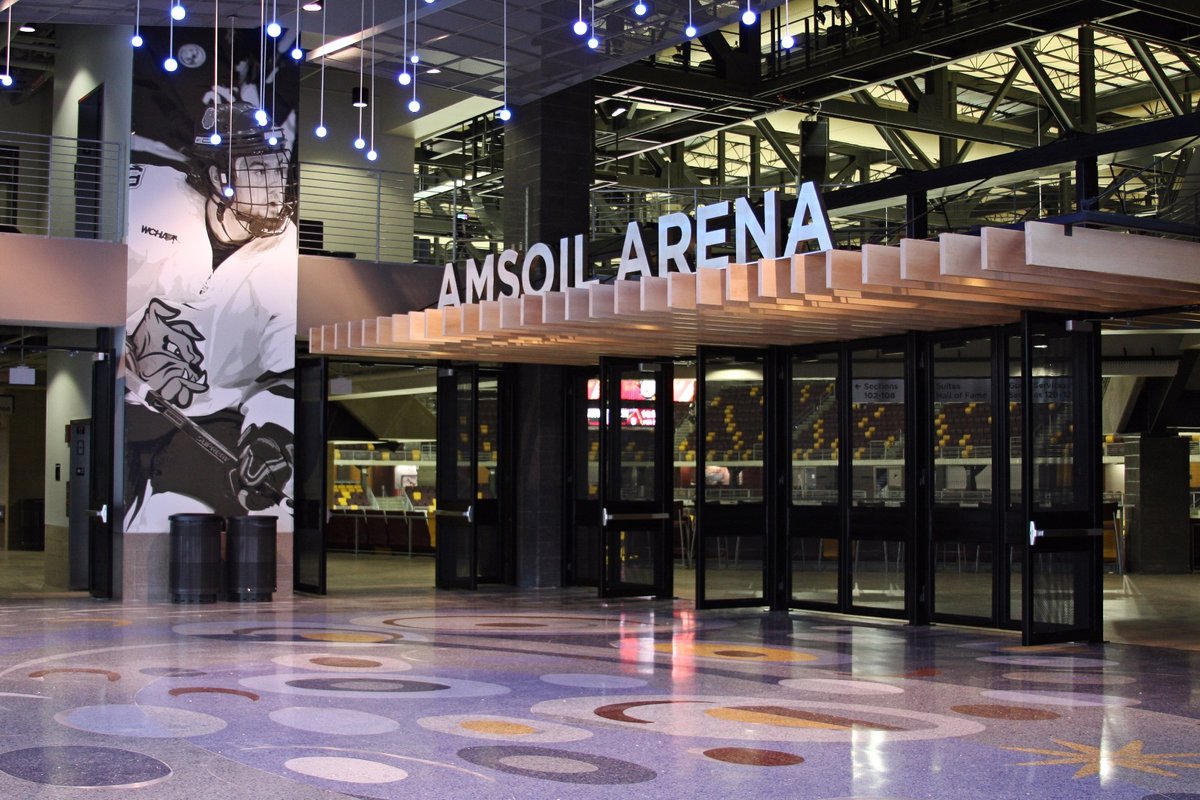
[88,504,108,524]
[465,505,473,524]
[602,508,670,526]
[1028,521,1041,546]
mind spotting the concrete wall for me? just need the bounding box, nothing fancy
[297,255,443,331]
[0,234,127,326]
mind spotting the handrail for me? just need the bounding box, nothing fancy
[0,130,125,243]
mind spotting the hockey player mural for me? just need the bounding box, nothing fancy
[124,26,298,532]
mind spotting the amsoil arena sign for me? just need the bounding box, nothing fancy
[437,183,833,309]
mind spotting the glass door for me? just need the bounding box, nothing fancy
[928,332,997,624]
[566,367,602,586]
[598,357,673,599]
[435,364,480,589]
[696,347,767,608]
[847,339,912,617]
[87,331,116,598]
[787,348,841,609]
[293,358,326,594]
[1020,312,1103,644]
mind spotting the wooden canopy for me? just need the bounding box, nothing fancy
[309,222,1200,365]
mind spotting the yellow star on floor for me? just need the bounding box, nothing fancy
[1005,738,1200,779]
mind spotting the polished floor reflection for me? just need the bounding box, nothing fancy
[0,560,1198,798]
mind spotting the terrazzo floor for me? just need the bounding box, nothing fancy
[0,583,1198,799]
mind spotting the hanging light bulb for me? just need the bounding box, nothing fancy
[131,0,143,46]
[780,0,794,48]
[782,31,795,48]
[572,0,586,34]
[407,0,421,113]
[497,0,510,122]
[1,7,12,85]
[398,70,412,85]
[741,0,756,25]
[587,34,599,48]
[633,0,647,15]
[268,133,279,145]
[164,56,179,71]
[267,20,281,36]
[315,0,328,138]
[367,148,378,161]
[210,132,221,145]
[223,185,234,198]
[410,52,419,64]
[685,22,696,37]
[171,2,186,21]
[291,44,303,59]
[289,0,302,58]
[354,136,366,149]
[408,97,421,112]
[164,0,178,72]
[254,107,269,125]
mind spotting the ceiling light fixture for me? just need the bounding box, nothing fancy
[572,0,586,35]
[255,0,269,125]
[315,0,327,137]
[209,0,221,145]
[19,23,34,33]
[367,0,378,160]
[684,0,695,38]
[290,0,303,59]
[781,0,794,48]
[407,0,421,113]
[587,0,599,49]
[633,0,647,16]
[354,0,366,147]
[223,13,236,198]
[171,1,186,21]
[302,0,321,10]
[131,0,143,46]
[1,7,12,87]
[741,0,756,26]
[164,0,179,71]
[497,0,510,121]
[398,0,411,84]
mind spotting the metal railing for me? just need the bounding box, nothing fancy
[0,130,125,242]
[298,161,505,265]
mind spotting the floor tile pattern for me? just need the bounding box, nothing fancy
[0,589,1198,799]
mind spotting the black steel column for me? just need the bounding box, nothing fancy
[502,84,593,588]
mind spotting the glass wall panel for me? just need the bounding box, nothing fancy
[789,351,839,606]
[931,336,993,621]
[1007,335,1023,623]
[697,352,766,605]
[848,345,906,612]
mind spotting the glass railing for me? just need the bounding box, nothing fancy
[0,130,125,242]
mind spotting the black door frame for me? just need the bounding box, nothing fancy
[292,356,327,595]
[597,356,674,599]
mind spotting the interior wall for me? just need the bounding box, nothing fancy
[1,385,47,552]
[49,24,134,238]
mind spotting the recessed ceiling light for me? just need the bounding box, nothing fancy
[426,67,441,74]
[19,23,36,33]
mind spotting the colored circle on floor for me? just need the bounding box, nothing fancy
[950,704,1060,721]
[703,747,804,766]
[980,689,1139,707]
[284,756,407,784]
[0,746,171,788]
[418,714,592,743]
[139,667,206,678]
[457,745,655,784]
[240,672,510,700]
[270,706,400,735]
[780,678,904,695]
[272,653,412,672]
[1002,670,1135,686]
[977,655,1118,668]
[359,613,677,635]
[54,705,226,738]
[535,695,984,743]
[171,621,410,644]
[649,642,823,663]
[540,673,647,689]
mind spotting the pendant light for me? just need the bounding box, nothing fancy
[131,0,144,47]
[497,0,510,121]
[353,0,366,148]
[290,0,303,59]
[781,0,794,48]
[366,0,378,160]
[164,0,179,71]
[1,7,12,87]
[315,0,328,137]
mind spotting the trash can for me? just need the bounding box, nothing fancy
[226,515,277,601]
[169,513,223,603]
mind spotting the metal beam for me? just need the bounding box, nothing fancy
[1127,36,1187,117]
[819,96,1037,147]
[752,119,802,177]
[852,90,935,170]
[957,63,1021,164]
[1011,43,1077,133]
[825,109,1200,210]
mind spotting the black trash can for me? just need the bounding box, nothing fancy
[226,515,277,601]
[169,513,223,603]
